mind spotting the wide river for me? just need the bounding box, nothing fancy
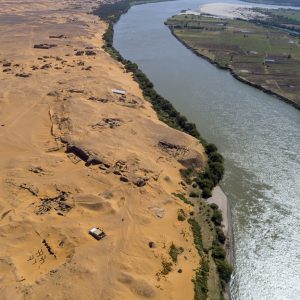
[114,1,300,299]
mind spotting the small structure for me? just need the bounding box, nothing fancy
[112,89,126,95]
[89,227,106,240]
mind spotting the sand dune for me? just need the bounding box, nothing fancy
[0,0,206,299]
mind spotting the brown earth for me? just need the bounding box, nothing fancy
[0,0,206,299]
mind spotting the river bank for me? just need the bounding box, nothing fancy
[0,0,211,299]
[206,186,234,300]
[166,17,300,110]
[95,0,232,298]
[113,1,300,298]
[208,186,234,265]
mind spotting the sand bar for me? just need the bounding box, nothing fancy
[198,3,267,20]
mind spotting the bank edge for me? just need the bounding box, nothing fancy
[93,1,233,299]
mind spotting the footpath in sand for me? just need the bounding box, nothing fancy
[0,0,207,299]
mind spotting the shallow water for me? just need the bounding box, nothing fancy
[114,1,300,299]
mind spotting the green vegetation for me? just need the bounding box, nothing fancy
[169,243,184,263]
[100,20,206,140]
[95,3,225,201]
[178,143,225,199]
[197,201,232,298]
[193,144,224,199]
[166,13,300,108]
[215,259,233,286]
[216,227,226,244]
[161,259,173,275]
[212,239,226,260]
[194,259,210,300]
[189,191,199,198]
[201,188,212,199]
[241,0,300,7]
[254,8,300,34]
[180,167,194,185]
[211,206,223,226]
[172,193,194,206]
[177,208,187,221]
[188,218,209,299]
[93,2,230,298]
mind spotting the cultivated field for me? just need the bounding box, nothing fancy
[166,13,300,107]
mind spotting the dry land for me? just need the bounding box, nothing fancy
[166,12,300,108]
[0,0,210,299]
[0,0,232,299]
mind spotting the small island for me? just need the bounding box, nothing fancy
[166,5,300,109]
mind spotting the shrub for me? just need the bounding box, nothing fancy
[161,260,173,275]
[198,178,214,190]
[189,191,199,198]
[169,243,184,263]
[180,168,194,184]
[216,228,226,244]
[212,240,225,259]
[211,209,223,226]
[210,203,218,210]
[188,218,203,252]
[178,209,186,221]
[188,218,209,299]
[208,152,224,163]
[172,193,194,206]
[193,258,209,300]
[178,213,185,221]
[202,188,212,199]
[205,143,218,154]
[215,259,233,284]
[208,162,224,182]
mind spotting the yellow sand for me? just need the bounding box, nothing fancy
[0,0,206,299]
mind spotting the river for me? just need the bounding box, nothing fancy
[113,1,300,299]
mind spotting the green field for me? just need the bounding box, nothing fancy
[241,0,300,7]
[166,14,300,107]
[254,8,300,33]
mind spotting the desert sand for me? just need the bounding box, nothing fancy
[0,0,207,299]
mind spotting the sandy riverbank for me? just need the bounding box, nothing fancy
[207,186,233,300]
[198,3,267,20]
[207,186,234,264]
[0,0,207,299]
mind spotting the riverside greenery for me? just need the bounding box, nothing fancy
[93,1,230,298]
[188,218,210,299]
[95,1,225,198]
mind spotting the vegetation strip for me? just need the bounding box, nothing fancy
[188,218,209,299]
[95,2,225,197]
[253,8,300,34]
[93,1,230,298]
